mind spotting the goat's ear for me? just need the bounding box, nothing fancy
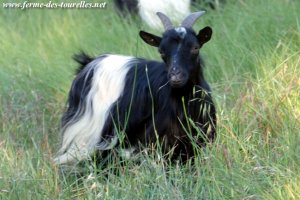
[139,31,162,47]
[197,26,212,46]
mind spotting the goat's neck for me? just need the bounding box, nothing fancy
[190,56,204,86]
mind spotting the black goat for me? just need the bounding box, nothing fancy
[54,11,216,165]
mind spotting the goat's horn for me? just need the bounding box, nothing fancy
[181,11,206,28]
[156,12,174,31]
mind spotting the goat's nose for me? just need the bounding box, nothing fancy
[170,67,181,75]
[170,75,179,82]
[169,68,183,82]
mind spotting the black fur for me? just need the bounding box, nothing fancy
[60,24,216,164]
[73,52,94,74]
[114,0,138,15]
[61,55,107,129]
[99,57,216,162]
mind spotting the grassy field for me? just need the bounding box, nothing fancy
[0,0,299,199]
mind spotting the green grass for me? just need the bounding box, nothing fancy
[1,0,299,199]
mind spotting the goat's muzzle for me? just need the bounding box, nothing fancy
[168,68,186,88]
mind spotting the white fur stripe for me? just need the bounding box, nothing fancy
[54,55,134,164]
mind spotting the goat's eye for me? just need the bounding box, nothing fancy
[191,46,200,54]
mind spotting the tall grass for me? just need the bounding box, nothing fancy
[0,0,299,199]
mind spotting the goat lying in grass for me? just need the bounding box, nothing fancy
[54,11,216,165]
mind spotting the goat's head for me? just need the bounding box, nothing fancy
[139,11,212,88]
